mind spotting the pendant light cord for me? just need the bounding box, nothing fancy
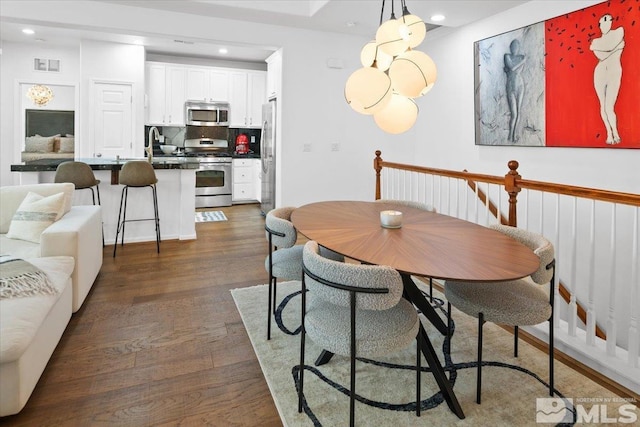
[379,0,385,25]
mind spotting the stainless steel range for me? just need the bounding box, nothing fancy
[184,133,232,208]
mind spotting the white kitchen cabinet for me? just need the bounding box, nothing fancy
[165,66,187,125]
[229,70,266,128]
[145,63,186,126]
[186,67,209,102]
[187,67,229,102]
[209,69,230,102]
[254,159,262,203]
[146,63,166,125]
[266,50,281,99]
[232,158,257,202]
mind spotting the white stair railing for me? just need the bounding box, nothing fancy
[373,151,640,394]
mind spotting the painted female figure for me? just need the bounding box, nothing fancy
[504,39,526,143]
[590,14,625,144]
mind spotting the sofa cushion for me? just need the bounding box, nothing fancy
[0,256,74,363]
[0,235,40,259]
[0,184,74,233]
[6,192,66,243]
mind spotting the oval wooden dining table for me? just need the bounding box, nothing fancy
[291,200,540,420]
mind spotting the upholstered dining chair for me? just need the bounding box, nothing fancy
[299,241,424,427]
[444,224,556,404]
[113,161,160,257]
[375,198,435,213]
[264,207,342,340]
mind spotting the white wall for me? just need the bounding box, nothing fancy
[0,42,79,186]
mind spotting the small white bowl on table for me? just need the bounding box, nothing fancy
[160,145,177,155]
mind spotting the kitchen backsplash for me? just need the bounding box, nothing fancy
[144,126,261,155]
[229,128,261,155]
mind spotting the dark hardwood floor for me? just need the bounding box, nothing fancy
[2,204,282,426]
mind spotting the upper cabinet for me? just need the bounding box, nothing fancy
[266,50,282,99]
[146,62,261,126]
[145,63,186,126]
[229,70,266,128]
[186,67,230,103]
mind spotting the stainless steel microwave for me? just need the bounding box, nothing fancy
[185,101,230,126]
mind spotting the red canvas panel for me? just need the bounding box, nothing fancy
[545,0,640,148]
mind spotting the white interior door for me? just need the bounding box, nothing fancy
[93,82,133,158]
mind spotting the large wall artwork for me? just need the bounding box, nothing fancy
[475,0,639,148]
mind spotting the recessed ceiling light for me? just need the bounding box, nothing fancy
[22,28,35,35]
[346,21,357,27]
[219,48,228,54]
[430,14,445,22]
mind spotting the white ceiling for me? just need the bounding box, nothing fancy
[0,0,527,62]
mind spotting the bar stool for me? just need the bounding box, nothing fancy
[54,161,101,205]
[55,161,104,246]
[113,161,160,257]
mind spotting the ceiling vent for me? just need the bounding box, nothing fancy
[34,58,60,72]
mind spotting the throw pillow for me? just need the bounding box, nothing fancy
[58,137,75,153]
[6,192,66,243]
[24,135,55,153]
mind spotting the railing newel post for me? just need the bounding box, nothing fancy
[374,150,383,200]
[505,160,521,227]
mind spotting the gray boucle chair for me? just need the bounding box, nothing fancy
[298,241,423,427]
[375,198,435,213]
[264,207,342,340]
[113,161,160,257]
[444,224,556,404]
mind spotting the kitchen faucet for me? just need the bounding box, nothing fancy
[147,126,159,163]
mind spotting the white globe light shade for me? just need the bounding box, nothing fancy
[373,94,418,134]
[400,14,426,48]
[344,67,392,115]
[388,50,437,98]
[375,19,410,57]
[360,41,393,71]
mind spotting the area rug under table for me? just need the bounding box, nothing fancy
[231,281,628,427]
[195,211,227,222]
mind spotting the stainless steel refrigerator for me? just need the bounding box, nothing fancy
[260,98,276,215]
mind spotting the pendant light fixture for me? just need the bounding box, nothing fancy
[26,84,54,106]
[344,0,437,134]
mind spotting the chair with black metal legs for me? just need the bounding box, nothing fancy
[264,207,342,340]
[444,224,556,404]
[299,241,423,427]
[55,161,104,245]
[113,161,160,257]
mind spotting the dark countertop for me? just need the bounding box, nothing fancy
[11,157,200,172]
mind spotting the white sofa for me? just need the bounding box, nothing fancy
[0,256,74,416]
[0,183,103,312]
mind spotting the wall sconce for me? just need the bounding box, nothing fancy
[27,84,54,106]
[344,0,437,134]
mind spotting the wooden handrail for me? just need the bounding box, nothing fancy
[374,150,617,340]
[375,151,640,209]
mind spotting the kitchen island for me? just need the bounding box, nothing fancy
[11,157,200,245]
